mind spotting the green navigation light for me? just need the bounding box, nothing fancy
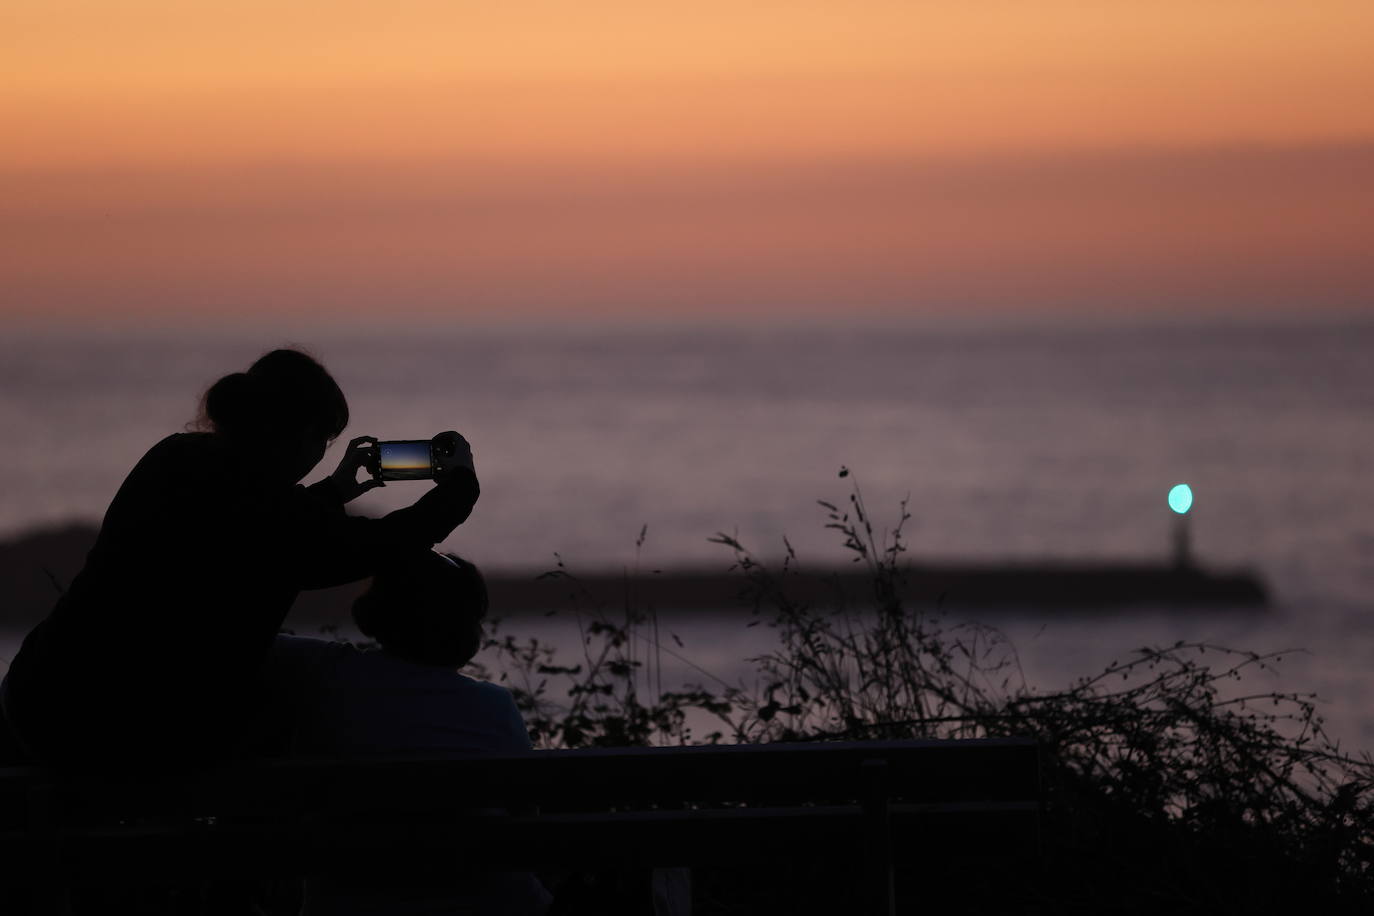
[1168,483,1194,515]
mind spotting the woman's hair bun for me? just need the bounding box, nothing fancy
[202,372,263,437]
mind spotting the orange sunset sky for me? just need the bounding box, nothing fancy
[3,1,1373,326]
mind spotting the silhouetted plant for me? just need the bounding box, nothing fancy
[479,542,736,749]
[480,470,1374,908]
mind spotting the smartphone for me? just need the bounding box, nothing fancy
[375,440,436,481]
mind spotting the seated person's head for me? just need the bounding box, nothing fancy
[351,551,488,668]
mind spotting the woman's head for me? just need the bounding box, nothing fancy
[197,348,348,481]
[352,551,489,668]
[199,348,348,443]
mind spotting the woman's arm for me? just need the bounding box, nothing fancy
[292,466,480,589]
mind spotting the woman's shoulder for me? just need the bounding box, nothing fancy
[98,433,226,525]
[134,431,220,468]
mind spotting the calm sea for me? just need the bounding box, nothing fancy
[2,319,1372,749]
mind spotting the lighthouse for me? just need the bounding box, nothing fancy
[1168,483,1194,568]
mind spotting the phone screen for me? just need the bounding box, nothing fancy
[378,440,432,480]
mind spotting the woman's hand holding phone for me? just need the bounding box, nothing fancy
[431,431,480,518]
[329,436,386,502]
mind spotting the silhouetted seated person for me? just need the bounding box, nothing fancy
[265,550,551,915]
[1,348,479,774]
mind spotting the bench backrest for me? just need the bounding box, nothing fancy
[0,737,1041,900]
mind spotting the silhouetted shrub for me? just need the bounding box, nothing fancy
[479,471,1374,911]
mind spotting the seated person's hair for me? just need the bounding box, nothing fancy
[351,551,488,667]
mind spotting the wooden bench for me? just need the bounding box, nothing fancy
[0,738,1040,914]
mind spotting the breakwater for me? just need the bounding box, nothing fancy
[0,524,1267,630]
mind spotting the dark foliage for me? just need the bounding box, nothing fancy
[479,472,1374,913]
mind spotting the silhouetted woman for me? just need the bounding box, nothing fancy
[1,348,479,772]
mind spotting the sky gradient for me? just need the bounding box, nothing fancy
[4,1,1373,325]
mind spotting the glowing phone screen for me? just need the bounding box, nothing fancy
[378,441,432,479]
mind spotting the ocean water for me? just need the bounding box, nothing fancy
[2,319,1373,749]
